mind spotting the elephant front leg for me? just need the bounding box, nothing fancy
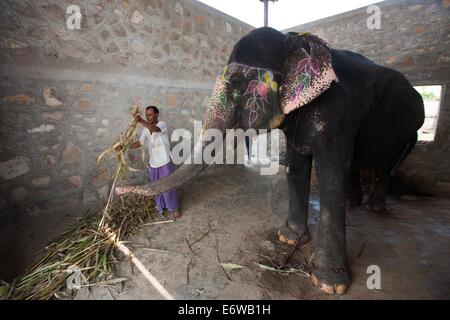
[278,149,312,247]
[312,153,350,295]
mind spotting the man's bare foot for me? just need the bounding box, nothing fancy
[173,209,182,221]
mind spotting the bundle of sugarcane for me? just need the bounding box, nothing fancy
[97,105,144,182]
[0,106,159,300]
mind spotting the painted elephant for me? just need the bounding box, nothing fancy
[116,27,425,294]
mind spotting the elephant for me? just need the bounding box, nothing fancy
[116,27,425,294]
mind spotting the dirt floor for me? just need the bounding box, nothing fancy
[71,164,450,300]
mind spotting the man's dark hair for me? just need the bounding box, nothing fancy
[146,105,159,114]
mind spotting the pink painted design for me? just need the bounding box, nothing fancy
[214,64,280,128]
[243,66,252,77]
[283,66,337,115]
[296,56,321,76]
[243,81,267,127]
[244,80,269,103]
[249,104,259,127]
[280,34,337,115]
[295,83,305,98]
[243,93,264,128]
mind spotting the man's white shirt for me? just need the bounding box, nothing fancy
[139,121,171,168]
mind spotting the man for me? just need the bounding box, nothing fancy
[127,106,181,220]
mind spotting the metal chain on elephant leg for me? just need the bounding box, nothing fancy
[277,233,303,270]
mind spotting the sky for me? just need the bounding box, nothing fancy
[197,0,384,30]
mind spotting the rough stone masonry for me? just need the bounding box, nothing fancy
[0,0,253,221]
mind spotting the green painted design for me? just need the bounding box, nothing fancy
[232,90,241,102]
[219,91,227,110]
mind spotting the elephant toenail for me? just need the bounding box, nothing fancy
[335,284,348,295]
[311,274,319,287]
[320,283,335,295]
[286,239,297,246]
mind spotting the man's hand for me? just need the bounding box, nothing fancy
[128,152,135,161]
[135,114,143,124]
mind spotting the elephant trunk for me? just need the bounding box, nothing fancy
[115,76,233,197]
[114,147,208,197]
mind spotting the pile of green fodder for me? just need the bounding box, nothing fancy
[0,194,160,300]
[0,105,160,300]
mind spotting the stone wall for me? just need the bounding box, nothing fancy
[0,0,254,279]
[285,0,450,195]
[0,0,253,222]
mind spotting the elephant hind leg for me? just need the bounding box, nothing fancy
[278,222,311,246]
[348,170,363,207]
[364,172,390,213]
[364,134,417,213]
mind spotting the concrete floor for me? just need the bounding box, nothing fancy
[74,164,450,300]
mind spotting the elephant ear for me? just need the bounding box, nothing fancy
[280,33,337,115]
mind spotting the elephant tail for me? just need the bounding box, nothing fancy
[389,133,417,176]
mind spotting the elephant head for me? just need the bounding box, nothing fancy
[115,27,337,196]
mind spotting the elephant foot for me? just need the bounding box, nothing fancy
[311,265,351,295]
[277,223,310,247]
